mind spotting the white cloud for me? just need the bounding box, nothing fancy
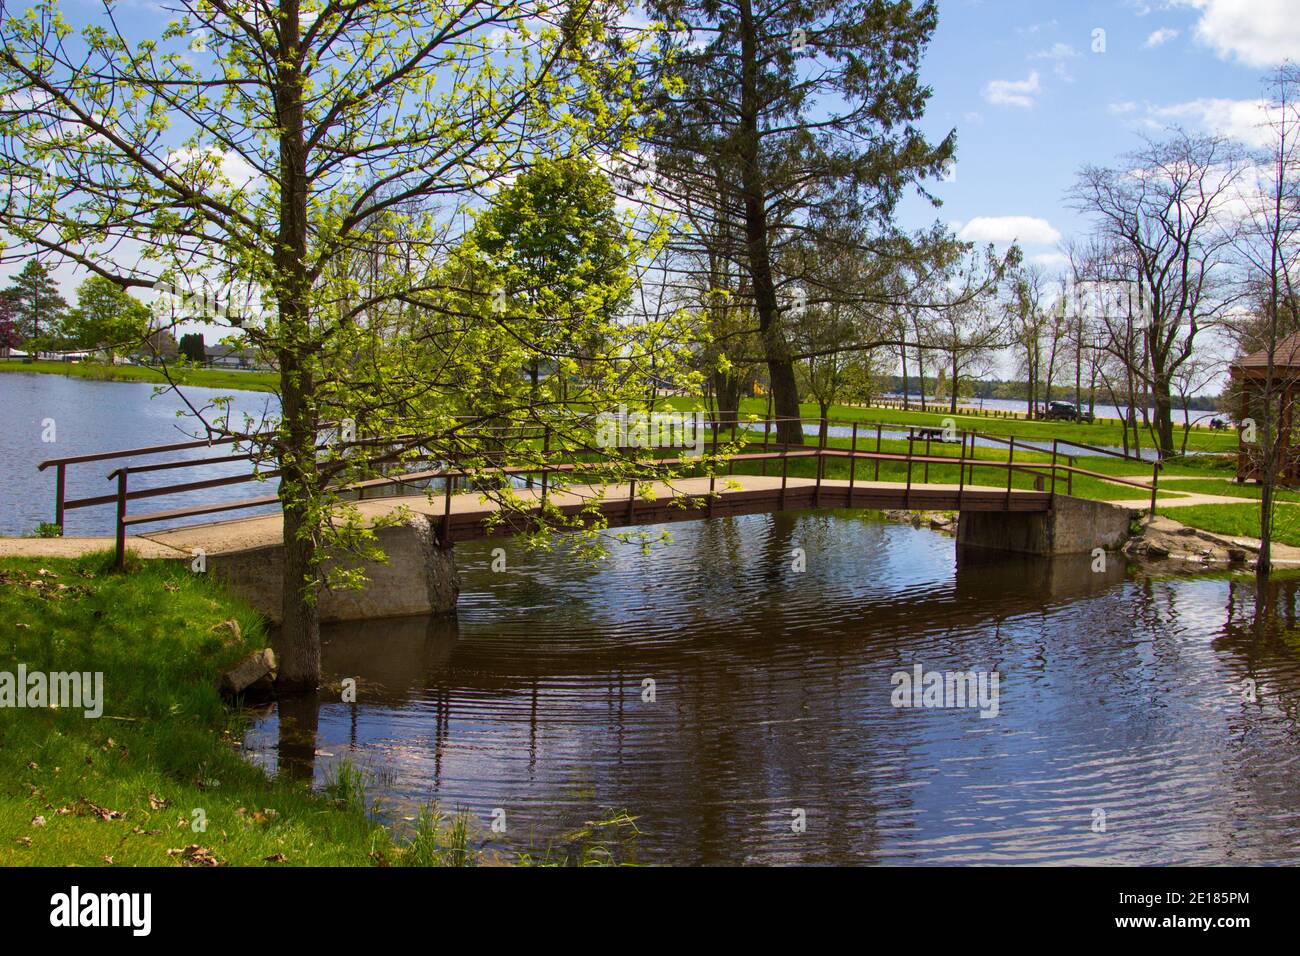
[1030,252,1070,269]
[1178,0,1300,67]
[1144,27,1180,47]
[1030,42,1080,81]
[1146,97,1274,147]
[1030,42,1080,61]
[956,216,1062,245]
[983,72,1042,109]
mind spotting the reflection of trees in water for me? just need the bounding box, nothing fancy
[263,525,1300,862]
[1218,576,1300,725]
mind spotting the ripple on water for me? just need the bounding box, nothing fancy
[243,512,1300,864]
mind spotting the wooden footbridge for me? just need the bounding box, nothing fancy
[34,416,1160,569]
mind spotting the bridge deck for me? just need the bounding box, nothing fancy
[112,474,1051,556]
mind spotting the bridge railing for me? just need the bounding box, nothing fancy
[36,414,1159,569]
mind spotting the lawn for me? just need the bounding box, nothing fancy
[662,395,1239,455]
[1151,478,1300,502]
[1155,502,1300,547]
[679,424,1190,503]
[0,552,475,866]
[0,359,277,393]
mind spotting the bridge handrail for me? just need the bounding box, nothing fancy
[38,413,1161,567]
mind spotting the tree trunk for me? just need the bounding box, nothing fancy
[900,342,909,410]
[1152,377,1175,458]
[274,332,322,690]
[950,353,959,414]
[713,369,741,427]
[737,0,801,445]
[272,0,321,691]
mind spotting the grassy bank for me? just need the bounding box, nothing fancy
[0,553,473,866]
[1156,502,1300,547]
[0,359,277,393]
[683,424,1217,503]
[666,396,1238,455]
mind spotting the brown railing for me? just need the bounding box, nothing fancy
[37,415,1159,569]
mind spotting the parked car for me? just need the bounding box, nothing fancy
[1042,401,1094,423]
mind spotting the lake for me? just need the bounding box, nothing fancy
[4,372,1299,865]
[0,371,279,536]
[245,515,1300,865]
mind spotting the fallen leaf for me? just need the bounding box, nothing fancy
[75,798,122,821]
[30,815,45,828]
[102,855,114,865]
[148,793,169,811]
[263,853,287,863]
[15,837,31,848]
[167,844,223,867]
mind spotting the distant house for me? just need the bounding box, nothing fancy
[206,344,263,369]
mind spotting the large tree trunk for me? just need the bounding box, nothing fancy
[949,353,959,414]
[1152,377,1175,458]
[272,0,321,691]
[712,369,742,428]
[276,352,322,690]
[737,0,801,445]
[900,342,909,410]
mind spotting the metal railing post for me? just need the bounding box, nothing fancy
[1150,460,1160,515]
[849,422,858,503]
[814,421,825,507]
[904,434,914,509]
[1005,437,1015,510]
[761,418,771,476]
[1051,439,1058,501]
[780,447,789,509]
[55,463,66,534]
[957,430,966,510]
[875,424,882,481]
[113,469,127,570]
[628,478,637,524]
[540,426,551,506]
[440,468,453,547]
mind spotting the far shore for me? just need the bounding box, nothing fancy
[0,358,278,393]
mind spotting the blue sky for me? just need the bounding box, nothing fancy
[898,0,1300,271]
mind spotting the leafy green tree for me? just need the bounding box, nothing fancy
[62,276,150,357]
[0,293,20,354]
[0,0,674,689]
[3,260,67,348]
[461,157,635,398]
[642,0,955,445]
[178,332,207,364]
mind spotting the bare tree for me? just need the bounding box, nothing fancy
[1071,131,1247,456]
[1230,65,1300,591]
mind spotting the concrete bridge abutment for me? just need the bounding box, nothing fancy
[956,495,1135,557]
[205,513,460,624]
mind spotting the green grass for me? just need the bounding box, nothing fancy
[0,552,637,866]
[0,553,476,867]
[664,395,1239,455]
[0,359,276,393]
[680,426,1188,503]
[1155,501,1300,546]
[1151,478,1300,502]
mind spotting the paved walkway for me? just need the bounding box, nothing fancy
[0,475,1037,559]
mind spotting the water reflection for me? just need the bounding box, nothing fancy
[243,512,1300,864]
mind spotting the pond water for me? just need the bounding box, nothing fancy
[0,371,278,536]
[244,512,1300,865]
[3,372,1295,865]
